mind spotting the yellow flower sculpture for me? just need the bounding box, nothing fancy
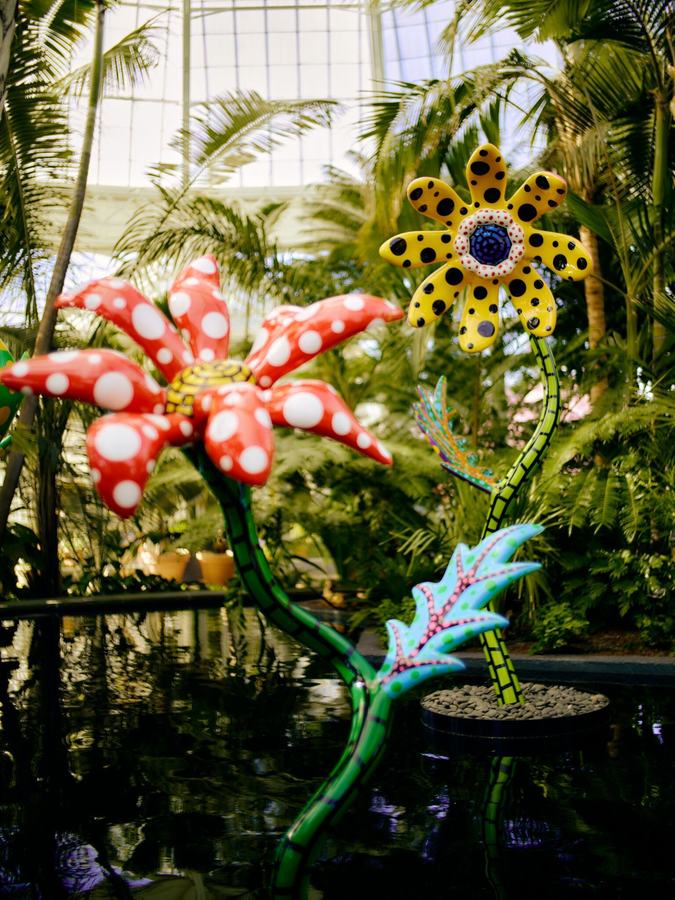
[379,143,592,352]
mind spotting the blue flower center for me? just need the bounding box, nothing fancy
[469,223,511,266]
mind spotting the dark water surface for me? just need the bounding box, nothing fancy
[0,606,673,898]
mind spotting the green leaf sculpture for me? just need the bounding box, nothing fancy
[376,523,542,697]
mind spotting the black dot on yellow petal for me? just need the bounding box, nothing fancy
[527,317,540,329]
[420,247,436,263]
[417,317,425,326]
[553,254,568,271]
[423,283,433,294]
[484,188,500,203]
[471,179,477,186]
[524,184,531,193]
[437,198,454,216]
[548,199,557,207]
[419,204,427,212]
[460,326,467,334]
[432,300,446,315]
[518,203,537,222]
[478,321,495,337]
[522,266,531,274]
[409,187,423,201]
[459,206,468,215]
[553,240,559,247]
[531,297,539,306]
[467,343,474,349]
[577,257,588,269]
[441,233,451,243]
[509,278,526,297]
[556,187,565,194]
[534,279,544,289]
[479,149,488,157]
[474,286,488,299]
[403,260,411,268]
[427,181,434,188]
[417,234,424,241]
[529,233,543,247]
[390,238,407,255]
[489,303,498,313]
[496,171,505,181]
[536,175,549,190]
[414,301,420,307]
[445,268,463,285]
[568,241,576,250]
[471,161,490,175]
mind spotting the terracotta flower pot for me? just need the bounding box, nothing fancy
[197,550,235,585]
[155,548,190,582]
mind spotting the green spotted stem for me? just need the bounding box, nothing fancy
[187,447,393,899]
[481,755,517,899]
[477,337,560,704]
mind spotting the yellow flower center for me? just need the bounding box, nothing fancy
[165,359,256,416]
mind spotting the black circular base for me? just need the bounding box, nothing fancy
[421,683,611,754]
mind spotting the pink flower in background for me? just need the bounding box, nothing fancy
[0,256,403,517]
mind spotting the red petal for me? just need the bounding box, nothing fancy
[0,350,166,414]
[266,380,393,465]
[168,256,231,363]
[203,383,274,486]
[245,295,403,388]
[56,278,192,380]
[86,412,195,518]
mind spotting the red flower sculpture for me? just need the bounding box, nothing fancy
[0,256,403,517]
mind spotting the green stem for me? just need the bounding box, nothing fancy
[481,756,516,900]
[187,446,392,899]
[478,337,560,704]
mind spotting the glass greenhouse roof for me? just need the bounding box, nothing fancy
[72,0,544,190]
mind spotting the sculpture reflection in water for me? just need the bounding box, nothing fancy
[0,255,545,897]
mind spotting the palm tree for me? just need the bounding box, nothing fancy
[0,0,162,585]
[0,0,16,115]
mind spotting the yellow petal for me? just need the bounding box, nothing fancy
[465,143,508,209]
[525,229,592,281]
[505,263,557,337]
[378,230,456,269]
[407,263,474,327]
[458,281,501,352]
[406,176,467,227]
[509,172,567,226]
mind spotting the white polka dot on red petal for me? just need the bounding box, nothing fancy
[283,392,324,428]
[331,320,345,333]
[132,304,166,340]
[298,330,322,354]
[208,410,238,442]
[113,480,142,508]
[193,257,217,274]
[157,348,173,364]
[331,412,351,435]
[179,421,193,437]
[219,455,233,471]
[199,348,215,362]
[94,423,141,461]
[239,446,268,474]
[93,372,134,410]
[266,336,291,367]
[357,432,372,449]
[84,294,102,310]
[142,425,159,440]
[254,408,272,429]
[169,292,191,317]
[344,296,365,311]
[201,311,229,339]
[46,373,69,395]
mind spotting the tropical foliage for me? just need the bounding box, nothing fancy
[0,0,672,652]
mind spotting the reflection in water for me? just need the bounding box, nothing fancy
[0,606,674,898]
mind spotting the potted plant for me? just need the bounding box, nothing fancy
[196,536,234,586]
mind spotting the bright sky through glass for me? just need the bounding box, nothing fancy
[67,0,554,189]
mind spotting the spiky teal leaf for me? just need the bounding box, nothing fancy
[376,524,542,697]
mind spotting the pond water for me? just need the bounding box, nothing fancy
[0,605,673,898]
